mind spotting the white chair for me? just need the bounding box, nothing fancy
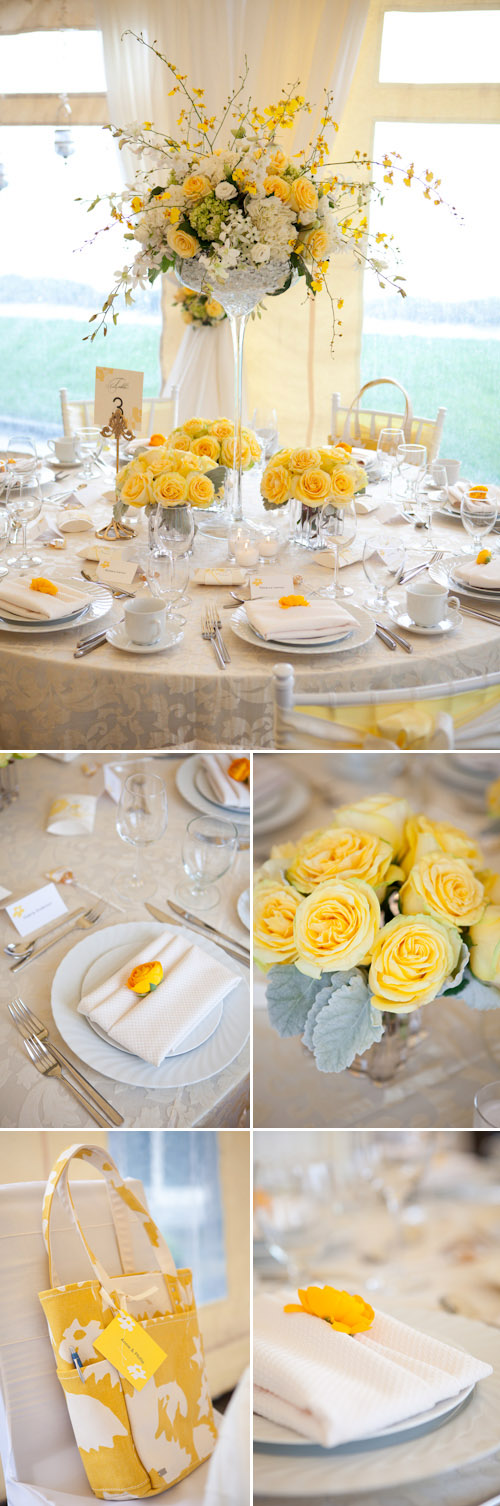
[272,662,500,750]
[0,1177,214,1506]
[59,391,180,439]
[329,379,446,462]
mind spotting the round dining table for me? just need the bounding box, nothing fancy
[1,459,500,749]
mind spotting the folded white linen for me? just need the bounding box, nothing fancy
[200,753,250,810]
[448,481,499,512]
[253,1293,492,1448]
[78,930,239,1065]
[0,577,89,620]
[245,598,357,643]
[192,567,247,586]
[453,558,500,590]
[57,510,94,533]
[354,493,379,515]
[77,543,131,562]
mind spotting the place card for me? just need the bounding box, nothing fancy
[96,556,138,588]
[103,763,125,804]
[94,367,144,434]
[46,795,98,835]
[249,570,296,599]
[6,882,68,938]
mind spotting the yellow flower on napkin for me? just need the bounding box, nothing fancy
[284,1286,374,1335]
[127,961,164,994]
[400,853,485,929]
[368,913,462,1011]
[294,877,380,978]
[30,578,58,595]
[278,595,310,608]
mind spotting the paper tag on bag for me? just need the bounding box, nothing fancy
[94,1312,167,1391]
[249,570,296,599]
[96,556,138,589]
[6,883,68,937]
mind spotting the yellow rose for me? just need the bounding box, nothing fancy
[329,468,356,502]
[478,869,500,904]
[253,877,301,968]
[210,418,234,440]
[488,778,500,817]
[182,173,211,202]
[140,446,173,476]
[192,434,221,462]
[168,431,193,451]
[151,471,187,505]
[183,417,210,438]
[401,815,483,877]
[221,434,252,469]
[119,471,151,506]
[185,472,215,507]
[289,447,322,473]
[469,905,500,987]
[268,148,289,173]
[241,427,262,461]
[369,913,462,1011]
[261,463,291,507]
[290,176,319,215]
[293,467,331,506]
[319,447,352,473]
[400,853,485,929]
[177,452,209,476]
[166,227,199,258]
[332,797,412,858]
[286,825,396,895]
[264,174,292,203]
[303,227,329,260]
[267,448,292,468]
[294,877,380,979]
[204,298,224,319]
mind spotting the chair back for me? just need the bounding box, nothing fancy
[60,392,180,439]
[330,380,445,461]
[272,663,500,750]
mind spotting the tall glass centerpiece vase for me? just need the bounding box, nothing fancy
[177,258,291,520]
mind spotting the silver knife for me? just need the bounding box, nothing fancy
[376,620,413,654]
[145,902,249,965]
[166,897,250,952]
[376,625,396,651]
[74,634,108,657]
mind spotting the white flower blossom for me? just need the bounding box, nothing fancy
[215,181,238,200]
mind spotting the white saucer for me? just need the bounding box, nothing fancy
[237,888,251,930]
[45,457,82,471]
[388,606,462,636]
[106,622,183,654]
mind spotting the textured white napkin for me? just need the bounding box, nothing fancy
[246,598,357,643]
[200,753,250,810]
[354,493,379,515]
[453,558,500,590]
[0,578,89,620]
[78,930,239,1065]
[254,1293,492,1447]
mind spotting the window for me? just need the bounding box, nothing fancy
[0,29,106,92]
[108,1131,227,1306]
[379,10,500,83]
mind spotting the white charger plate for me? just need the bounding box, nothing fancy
[253,775,310,835]
[253,1385,474,1454]
[51,920,249,1089]
[195,764,250,815]
[0,581,112,634]
[230,602,376,655]
[80,942,223,1058]
[176,755,250,828]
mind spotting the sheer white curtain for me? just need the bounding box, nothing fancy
[95,0,369,424]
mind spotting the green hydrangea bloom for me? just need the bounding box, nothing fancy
[188,193,231,241]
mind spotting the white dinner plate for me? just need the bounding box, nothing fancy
[51,920,250,1089]
[176,755,250,827]
[237,888,251,930]
[253,1383,475,1454]
[253,774,310,835]
[448,561,500,601]
[230,602,376,655]
[0,581,113,633]
[80,942,223,1057]
[195,764,251,815]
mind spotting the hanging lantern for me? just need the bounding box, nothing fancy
[0,163,7,191]
[54,92,74,163]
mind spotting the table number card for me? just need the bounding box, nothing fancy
[6,883,68,938]
[94,368,144,435]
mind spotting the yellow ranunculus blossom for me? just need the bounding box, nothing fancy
[400,853,485,929]
[151,471,187,505]
[469,904,500,987]
[401,815,483,876]
[127,960,163,994]
[294,877,380,978]
[285,825,396,895]
[284,1285,374,1334]
[261,463,291,507]
[369,913,462,1011]
[253,877,301,968]
[289,447,322,474]
[332,796,412,858]
[293,467,332,506]
[185,472,215,507]
[166,226,199,258]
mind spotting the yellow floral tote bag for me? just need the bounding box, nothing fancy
[38,1143,217,1498]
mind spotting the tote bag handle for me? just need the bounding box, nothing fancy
[43,1143,177,1290]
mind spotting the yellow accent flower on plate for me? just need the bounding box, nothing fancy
[284,1285,374,1334]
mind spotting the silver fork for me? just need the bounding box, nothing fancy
[202,608,225,669]
[23,1034,110,1125]
[9,997,123,1125]
[10,905,103,973]
[399,550,443,587]
[208,600,231,664]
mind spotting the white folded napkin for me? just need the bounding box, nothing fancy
[0,578,89,620]
[354,493,379,515]
[453,558,500,590]
[192,567,247,586]
[245,598,357,644]
[448,481,499,512]
[77,543,130,562]
[58,510,94,533]
[78,930,239,1065]
[377,502,413,526]
[200,753,250,810]
[253,1293,492,1448]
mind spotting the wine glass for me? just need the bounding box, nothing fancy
[417,462,448,544]
[395,443,427,516]
[363,537,406,611]
[319,499,357,598]
[460,489,497,553]
[6,474,43,571]
[251,406,278,463]
[254,1161,337,1282]
[115,771,168,902]
[6,433,38,472]
[76,427,102,480]
[146,553,189,624]
[376,428,404,487]
[180,814,238,910]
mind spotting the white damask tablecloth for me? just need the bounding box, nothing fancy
[1,466,500,749]
[253,751,500,1128]
[0,753,250,1126]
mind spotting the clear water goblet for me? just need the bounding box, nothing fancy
[251,406,278,463]
[417,462,448,544]
[179,814,238,911]
[363,537,406,611]
[395,443,427,516]
[146,553,189,625]
[460,490,497,553]
[319,499,357,598]
[376,428,404,488]
[115,770,168,903]
[6,474,43,571]
[76,427,102,480]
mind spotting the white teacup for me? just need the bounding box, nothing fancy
[406,577,459,628]
[48,437,78,463]
[440,458,461,486]
[124,597,166,645]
